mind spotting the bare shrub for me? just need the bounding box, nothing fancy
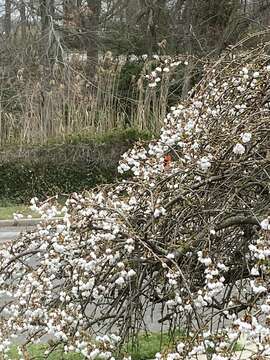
[0,38,269,359]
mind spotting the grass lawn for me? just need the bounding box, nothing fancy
[7,331,185,359]
[125,331,185,360]
[8,344,81,359]
[0,204,39,220]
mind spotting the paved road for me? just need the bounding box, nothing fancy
[0,226,29,243]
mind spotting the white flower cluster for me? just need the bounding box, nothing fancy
[146,56,185,88]
[118,61,270,185]
[232,132,252,155]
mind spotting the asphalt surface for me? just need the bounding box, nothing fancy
[0,226,28,243]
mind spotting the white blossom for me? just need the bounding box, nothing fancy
[115,277,125,286]
[240,132,252,143]
[233,143,245,155]
[198,157,211,171]
[127,269,136,278]
[261,218,270,230]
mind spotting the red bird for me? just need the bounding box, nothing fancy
[164,154,172,169]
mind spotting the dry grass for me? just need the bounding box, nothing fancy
[0,55,172,147]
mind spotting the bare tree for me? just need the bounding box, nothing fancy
[4,0,11,35]
[19,0,27,38]
[137,0,169,55]
[83,0,101,80]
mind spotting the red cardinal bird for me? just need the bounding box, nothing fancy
[164,154,172,169]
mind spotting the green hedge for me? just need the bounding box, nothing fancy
[0,129,151,204]
[0,160,114,203]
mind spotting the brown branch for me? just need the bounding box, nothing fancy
[215,215,260,231]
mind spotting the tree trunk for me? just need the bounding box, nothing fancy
[40,0,57,71]
[39,0,56,137]
[181,0,193,98]
[20,0,26,39]
[84,0,101,81]
[138,0,156,56]
[4,0,11,36]
[215,0,242,55]
[137,0,168,55]
[126,0,139,26]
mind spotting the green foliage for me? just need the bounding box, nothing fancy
[7,344,82,360]
[7,330,185,360]
[124,330,185,360]
[117,62,144,96]
[5,331,246,360]
[0,204,39,219]
[63,128,152,146]
[0,156,114,203]
[0,129,151,204]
